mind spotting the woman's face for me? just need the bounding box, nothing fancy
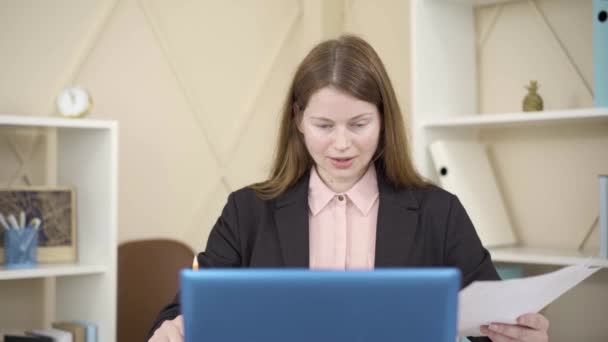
[298,86,381,192]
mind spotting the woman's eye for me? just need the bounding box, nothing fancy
[316,124,332,129]
[351,122,367,128]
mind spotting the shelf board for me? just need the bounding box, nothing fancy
[488,246,608,267]
[474,0,524,7]
[422,107,608,129]
[0,263,108,280]
[446,0,526,7]
[0,114,116,129]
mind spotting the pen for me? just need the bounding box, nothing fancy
[7,214,20,230]
[19,211,25,229]
[30,218,41,230]
[0,213,10,230]
[20,228,38,252]
[192,255,199,271]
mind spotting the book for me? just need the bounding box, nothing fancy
[52,322,86,342]
[600,175,608,258]
[4,335,52,342]
[2,329,53,342]
[70,321,97,342]
[593,0,608,107]
[0,329,24,338]
[429,140,517,247]
[27,328,72,342]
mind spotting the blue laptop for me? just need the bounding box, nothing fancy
[181,268,460,342]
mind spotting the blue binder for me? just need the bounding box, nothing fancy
[594,0,608,106]
[600,175,608,259]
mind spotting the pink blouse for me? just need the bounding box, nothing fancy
[308,165,379,270]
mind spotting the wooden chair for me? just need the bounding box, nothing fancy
[117,239,194,342]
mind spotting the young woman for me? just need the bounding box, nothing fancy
[148,35,549,342]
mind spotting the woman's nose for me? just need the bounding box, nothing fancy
[333,128,351,150]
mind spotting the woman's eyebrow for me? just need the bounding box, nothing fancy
[349,113,374,120]
[310,113,374,121]
[309,116,333,121]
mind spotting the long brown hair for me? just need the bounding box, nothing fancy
[251,34,428,199]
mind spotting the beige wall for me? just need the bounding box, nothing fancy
[3,0,598,259]
[0,0,411,252]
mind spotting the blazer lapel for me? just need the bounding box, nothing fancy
[274,173,310,267]
[375,173,420,267]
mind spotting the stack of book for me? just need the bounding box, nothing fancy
[1,321,96,342]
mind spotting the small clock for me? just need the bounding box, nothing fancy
[56,86,93,118]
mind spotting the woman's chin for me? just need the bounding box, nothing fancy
[326,165,364,179]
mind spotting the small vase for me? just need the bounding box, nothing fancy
[523,80,544,112]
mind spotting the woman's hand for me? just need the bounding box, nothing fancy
[480,313,549,342]
[148,315,184,342]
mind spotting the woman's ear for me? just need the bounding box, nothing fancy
[294,103,304,133]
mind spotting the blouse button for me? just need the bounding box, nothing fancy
[337,195,344,201]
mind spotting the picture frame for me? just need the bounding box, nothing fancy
[0,187,77,264]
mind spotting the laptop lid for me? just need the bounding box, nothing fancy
[181,269,460,342]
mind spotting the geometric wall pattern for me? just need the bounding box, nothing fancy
[0,0,413,253]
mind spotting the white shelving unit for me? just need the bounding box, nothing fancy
[410,0,607,266]
[448,0,526,7]
[471,0,525,7]
[422,107,608,129]
[0,264,108,281]
[0,114,118,341]
[489,246,608,267]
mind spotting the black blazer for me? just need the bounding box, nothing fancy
[149,170,499,342]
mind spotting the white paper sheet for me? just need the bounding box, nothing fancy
[458,261,603,337]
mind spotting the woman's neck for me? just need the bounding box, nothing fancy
[315,165,369,193]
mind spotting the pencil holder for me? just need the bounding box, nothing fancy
[3,226,38,268]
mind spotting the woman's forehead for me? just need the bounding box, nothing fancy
[303,87,378,119]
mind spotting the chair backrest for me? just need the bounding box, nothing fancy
[117,239,194,342]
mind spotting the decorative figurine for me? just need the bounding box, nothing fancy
[523,80,544,112]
